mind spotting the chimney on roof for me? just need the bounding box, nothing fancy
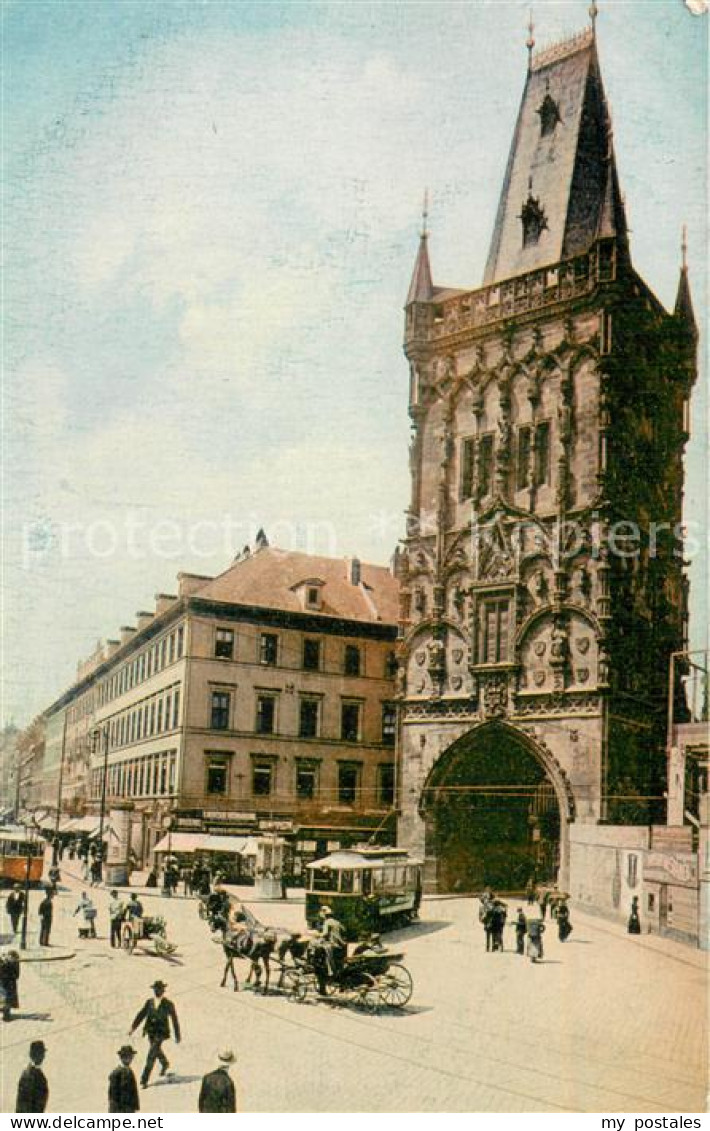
[255,528,269,550]
[120,625,136,646]
[155,593,177,616]
[177,572,212,598]
[350,558,362,586]
[135,610,154,632]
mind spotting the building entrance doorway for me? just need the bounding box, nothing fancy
[422,722,562,894]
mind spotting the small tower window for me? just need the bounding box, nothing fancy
[520,191,548,248]
[537,93,561,137]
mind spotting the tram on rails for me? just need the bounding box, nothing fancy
[305,846,423,939]
[0,828,45,886]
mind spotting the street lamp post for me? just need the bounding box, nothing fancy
[19,823,34,951]
[52,713,69,866]
[94,725,110,884]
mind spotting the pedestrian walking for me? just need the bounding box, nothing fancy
[513,908,527,955]
[539,890,548,920]
[109,890,125,949]
[556,901,573,941]
[0,949,21,1020]
[90,857,102,887]
[478,893,494,951]
[198,1049,237,1113]
[527,918,545,963]
[47,865,61,894]
[108,1045,140,1113]
[489,900,507,952]
[6,885,25,935]
[74,892,97,939]
[525,878,536,906]
[38,890,54,947]
[130,980,181,1089]
[16,1041,48,1113]
[628,895,642,935]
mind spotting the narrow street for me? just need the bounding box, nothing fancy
[1,867,705,1114]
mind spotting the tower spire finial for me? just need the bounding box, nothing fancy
[526,9,535,69]
[681,224,688,270]
[421,188,429,239]
[589,1,599,35]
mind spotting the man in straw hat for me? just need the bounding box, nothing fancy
[198,1049,237,1113]
[16,1040,48,1113]
[130,979,181,1089]
[108,1045,140,1113]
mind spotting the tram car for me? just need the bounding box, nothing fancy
[0,828,45,886]
[305,846,423,939]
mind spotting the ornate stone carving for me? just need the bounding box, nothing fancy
[534,641,546,656]
[403,698,478,721]
[576,637,591,654]
[481,673,510,718]
[452,648,464,664]
[576,668,590,684]
[529,569,549,606]
[416,651,426,666]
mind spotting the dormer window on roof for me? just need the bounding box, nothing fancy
[291,577,326,611]
[537,92,561,137]
[520,191,548,248]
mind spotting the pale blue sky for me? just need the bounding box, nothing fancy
[3,0,707,724]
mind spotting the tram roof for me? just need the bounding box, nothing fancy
[307,847,421,870]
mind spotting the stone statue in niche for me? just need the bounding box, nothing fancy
[529,569,549,606]
[427,637,446,671]
[572,565,592,606]
[452,585,467,619]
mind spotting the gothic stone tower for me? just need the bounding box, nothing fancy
[396,24,698,894]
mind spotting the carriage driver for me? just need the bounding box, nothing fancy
[317,905,347,979]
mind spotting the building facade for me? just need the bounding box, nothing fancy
[44,544,399,875]
[396,22,698,894]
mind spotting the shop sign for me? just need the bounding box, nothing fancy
[205,810,256,822]
[259,819,293,832]
[643,852,697,885]
[175,818,201,830]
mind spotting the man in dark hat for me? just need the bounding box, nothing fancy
[16,1041,48,1112]
[37,889,54,947]
[108,1045,140,1112]
[0,949,21,1021]
[514,908,527,955]
[198,1049,237,1112]
[130,980,181,1089]
[6,885,25,935]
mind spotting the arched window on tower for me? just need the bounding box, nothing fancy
[520,190,548,248]
[537,93,561,137]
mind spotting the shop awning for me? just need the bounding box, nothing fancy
[60,815,113,837]
[153,832,259,857]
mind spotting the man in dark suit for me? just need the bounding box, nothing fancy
[16,1041,49,1112]
[130,980,181,1088]
[6,885,24,934]
[37,890,54,947]
[108,1045,140,1112]
[198,1049,237,1113]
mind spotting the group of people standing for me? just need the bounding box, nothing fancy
[479,887,573,963]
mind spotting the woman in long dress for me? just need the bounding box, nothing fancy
[526,918,545,962]
[556,901,573,942]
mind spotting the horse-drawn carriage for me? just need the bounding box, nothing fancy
[121,914,177,957]
[280,938,413,1012]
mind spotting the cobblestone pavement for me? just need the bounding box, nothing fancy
[0,871,706,1113]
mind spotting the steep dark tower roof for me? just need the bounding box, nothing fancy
[406,230,434,305]
[674,229,697,340]
[483,29,628,285]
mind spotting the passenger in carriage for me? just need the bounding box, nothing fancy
[317,905,347,979]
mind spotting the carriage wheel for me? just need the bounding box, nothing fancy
[380,963,413,1008]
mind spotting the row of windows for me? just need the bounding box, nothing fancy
[210,689,396,745]
[460,422,551,501]
[205,753,395,807]
[98,626,185,706]
[215,629,397,679]
[90,749,177,800]
[100,685,182,752]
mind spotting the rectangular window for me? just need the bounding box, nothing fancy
[260,633,278,666]
[534,421,551,486]
[172,689,180,729]
[157,699,163,733]
[161,638,168,668]
[149,701,156,736]
[338,763,361,804]
[516,425,531,491]
[344,644,361,677]
[176,626,184,658]
[206,757,229,795]
[479,433,494,496]
[252,761,273,797]
[255,694,276,735]
[377,763,395,805]
[299,697,320,739]
[215,628,234,659]
[480,599,510,664]
[303,638,321,671]
[460,437,475,500]
[381,703,396,745]
[341,702,361,742]
[211,690,231,730]
[296,761,318,800]
[168,634,175,664]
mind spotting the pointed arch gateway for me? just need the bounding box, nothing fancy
[419,721,572,894]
